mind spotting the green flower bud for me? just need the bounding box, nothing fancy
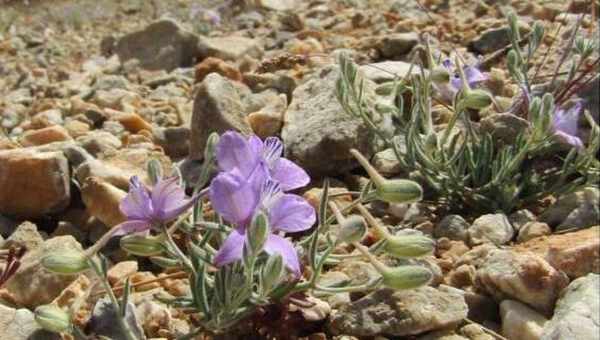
[430,66,451,83]
[381,265,433,290]
[204,132,220,161]
[120,234,164,257]
[261,254,284,294]
[507,50,520,70]
[150,256,181,268]
[462,89,493,110]
[146,159,163,186]
[42,251,89,275]
[246,212,269,257]
[384,235,435,258]
[34,305,72,333]
[337,214,367,244]
[375,179,423,204]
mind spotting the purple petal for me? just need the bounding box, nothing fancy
[264,234,302,278]
[151,177,185,214]
[262,137,283,167]
[555,131,584,150]
[269,194,316,233]
[213,228,246,267]
[120,176,154,220]
[216,131,259,176]
[248,135,264,156]
[450,75,463,91]
[553,103,581,137]
[113,220,152,236]
[271,158,310,191]
[209,169,264,225]
[442,59,453,69]
[464,66,488,87]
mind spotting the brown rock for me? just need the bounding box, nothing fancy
[80,176,127,228]
[64,120,91,138]
[195,57,242,83]
[109,111,153,133]
[20,125,72,147]
[108,261,139,286]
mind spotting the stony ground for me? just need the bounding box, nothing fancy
[0,0,599,339]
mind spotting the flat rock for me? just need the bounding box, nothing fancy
[328,287,468,337]
[500,300,548,340]
[541,274,599,340]
[0,148,70,218]
[198,36,263,61]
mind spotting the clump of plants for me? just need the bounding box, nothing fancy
[336,12,599,214]
[34,131,435,339]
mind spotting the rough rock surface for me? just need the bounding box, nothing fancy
[0,304,59,340]
[500,300,548,340]
[468,214,514,246]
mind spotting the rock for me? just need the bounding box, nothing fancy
[1,236,84,308]
[135,300,172,338]
[329,287,468,337]
[470,23,531,54]
[198,36,263,61]
[479,113,530,144]
[108,261,139,286]
[540,187,600,230]
[515,226,600,279]
[20,125,72,147]
[2,221,44,251]
[194,57,242,83]
[541,274,599,340]
[500,300,547,340]
[0,304,59,340]
[475,249,569,315]
[372,148,402,176]
[247,93,286,139]
[379,32,419,59]
[90,297,145,339]
[517,221,551,243]
[76,130,122,156]
[315,271,352,308]
[282,65,388,176]
[0,148,70,218]
[259,0,300,11]
[80,176,127,228]
[289,296,331,322]
[189,73,252,160]
[469,214,514,246]
[459,324,494,340]
[360,61,421,83]
[115,19,200,71]
[435,215,470,242]
[508,209,537,231]
[52,274,91,311]
[417,329,468,340]
[110,112,153,133]
[153,126,191,159]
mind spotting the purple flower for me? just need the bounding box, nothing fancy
[442,59,488,91]
[210,172,315,277]
[216,131,310,192]
[114,176,199,236]
[553,102,584,149]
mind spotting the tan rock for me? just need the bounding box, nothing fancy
[20,125,72,146]
[0,148,70,218]
[194,57,242,83]
[500,300,547,340]
[108,261,139,286]
[64,119,90,138]
[109,111,153,133]
[80,176,127,228]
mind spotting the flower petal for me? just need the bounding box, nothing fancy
[113,219,152,236]
[209,169,264,225]
[264,234,301,278]
[213,228,246,267]
[271,158,310,191]
[151,177,185,214]
[262,137,283,167]
[555,131,584,150]
[450,75,463,91]
[269,194,316,233]
[120,176,154,220]
[464,65,488,87]
[216,131,259,176]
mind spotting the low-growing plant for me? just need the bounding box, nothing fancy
[336,12,599,214]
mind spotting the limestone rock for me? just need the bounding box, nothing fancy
[198,36,263,61]
[517,221,551,243]
[435,215,470,242]
[469,214,514,246]
[500,300,547,340]
[2,221,44,251]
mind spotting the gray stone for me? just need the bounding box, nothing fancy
[0,304,59,340]
[115,19,200,71]
[470,23,531,54]
[153,126,190,159]
[282,65,389,176]
[469,214,514,246]
[94,74,129,91]
[379,32,419,59]
[475,249,569,315]
[508,209,536,231]
[541,274,599,340]
[500,300,547,340]
[198,36,263,61]
[517,221,551,243]
[329,287,468,337]
[435,215,470,242]
[540,187,600,230]
[189,73,252,160]
[2,221,44,251]
[90,297,145,339]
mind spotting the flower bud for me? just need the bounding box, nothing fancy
[430,66,451,83]
[246,212,269,257]
[375,179,423,204]
[42,251,89,275]
[146,159,163,186]
[381,265,433,290]
[204,132,220,161]
[462,89,493,110]
[384,235,435,258]
[120,234,164,257]
[34,305,72,333]
[261,254,284,293]
[337,214,367,244]
[150,256,181,268]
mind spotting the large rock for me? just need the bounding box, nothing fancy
[468,213,514,246]
[328,287,468,337]
[198,36,263,61]
[1,236,84,308]
[475,249,569,315]
[114,19,200,71]
[282,65,388,176]
[435,214,470,242]
[359,61,421,83]
[189,73,252,160]
[0,148,70,218]
[1,221,44,251]
[515,226,600,279]
[500,300,548,340]
[0,304,59,340]
[541,274,599,340]
[540,187,599,231]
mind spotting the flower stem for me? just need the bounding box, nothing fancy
[349,149,386,187]
[163,226,196,276]
[355,203,391,239]
[351,241,389,275]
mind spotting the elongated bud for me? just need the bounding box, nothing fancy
[150,256,181,268]
[34,305,71,333]
[384,235,435,258]
[146,159,163,186]
[246,212,269,257]
[120,234,164,257]
[430,66,451,83]
[261,254,284,294]
[204,132,220,161]
[462,89,493,110]
[381,265,433,290]
[42,251,89,275]
[337,214,367,244]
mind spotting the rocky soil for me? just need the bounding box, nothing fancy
[0,0,598,339]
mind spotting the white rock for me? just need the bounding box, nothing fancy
[500,300,547,340]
